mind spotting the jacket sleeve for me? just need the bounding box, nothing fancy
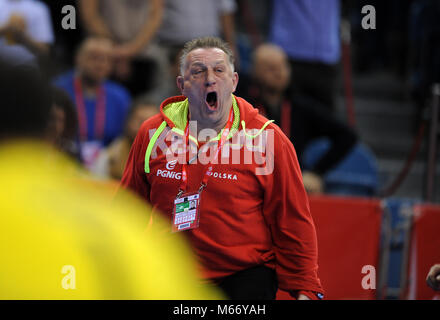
[120,122,151,203]
[262,130,324,298]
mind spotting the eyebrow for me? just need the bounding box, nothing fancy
[190,62,205,69]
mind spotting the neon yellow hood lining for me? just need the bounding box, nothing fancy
[145,95,274,173]
[162,95,241,139]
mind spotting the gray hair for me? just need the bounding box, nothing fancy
[179,37,235,75]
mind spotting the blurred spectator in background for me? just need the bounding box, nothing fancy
[46,86,80,161]
[0,0,54,59]
[237,44,357,194]
[92,98,158,181]
[155,0,238,101]
[269,0,341,112]
[54,37,131,169]
[0,57,222,299]
[79,0,164,98]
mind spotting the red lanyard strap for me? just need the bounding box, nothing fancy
[177,107,234,198]
[74,77,106,141]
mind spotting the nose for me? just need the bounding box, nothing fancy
[205,68,216,87]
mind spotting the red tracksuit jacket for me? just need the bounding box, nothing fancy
[121,95,324,298]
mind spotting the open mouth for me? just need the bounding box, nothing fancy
[205,92,218,111]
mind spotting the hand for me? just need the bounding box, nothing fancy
[426,264,440,291]
[302,171,324,194]
[1,14,27,44]
[8,14,26,29]
[297,294,311,300]
[1,24,26,44]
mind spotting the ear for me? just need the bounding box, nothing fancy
[176,76,184,94]
[231,72,239,93]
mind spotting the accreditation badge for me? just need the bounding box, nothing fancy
[172,193,201,232]
[80,140,103,170]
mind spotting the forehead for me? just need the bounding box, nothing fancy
[185,48,229,66]
[257,49,287,66]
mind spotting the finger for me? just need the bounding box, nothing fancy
[427,276,440,290]
[427,278,436,290]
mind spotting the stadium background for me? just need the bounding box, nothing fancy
[1,0,439,299]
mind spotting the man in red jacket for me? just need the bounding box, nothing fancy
[121,36,324,300]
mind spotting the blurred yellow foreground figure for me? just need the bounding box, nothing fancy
[0,56,222,299]
[0,142,222,299]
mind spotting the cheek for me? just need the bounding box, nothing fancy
[183,80,202,95]
[280,71,290,85]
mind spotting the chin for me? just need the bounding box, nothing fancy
[202,108,220,122]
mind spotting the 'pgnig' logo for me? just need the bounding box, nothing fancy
[166,160,178,170]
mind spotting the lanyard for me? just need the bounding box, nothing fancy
[74,77,106,141]
[177,107,234,198]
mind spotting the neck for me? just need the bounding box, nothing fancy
[189,107,232,136]
[77,72,100,96]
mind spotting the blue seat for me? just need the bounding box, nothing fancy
[302,138,379,196]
